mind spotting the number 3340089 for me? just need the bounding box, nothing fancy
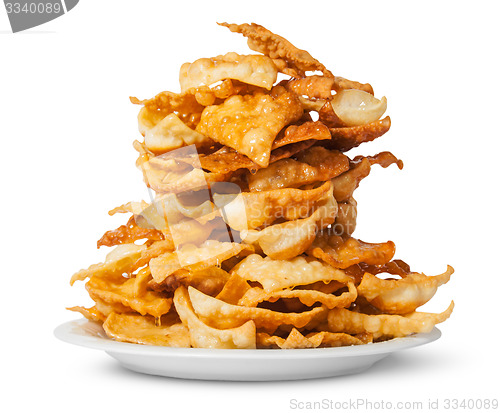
[5,2,62,14]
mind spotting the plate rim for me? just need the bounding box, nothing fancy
[54,318,441,359]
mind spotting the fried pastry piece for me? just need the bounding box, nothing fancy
[179,52,278,92]
[214,180,331,231]
[187,286,326,333]
[327,302,454,339]
[97,216,164,248]
[308,234,395,270]
[333,197,357,236]
[357,266,453,314]
[142,112,211,154]
[239,281,357,310]
[194,121,329,174]
[70,243,147,285]
[325,116,392,151]
[331,152,403,202]
[248,147,349,191]
[285,75,335,100]
[149,266,231,297]
[219,22,333,77]
[103,312,190,347]
[256,328,369,349]
[196,90,303,167]
[67,306,107,323]
[329,90,387,127]
[241,187,337,259]
[233,254,352,292]
[131,91,204,130]
[86,273,172,318]
[174,286,256,349]
[149,241,252,284]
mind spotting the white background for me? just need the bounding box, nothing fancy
[1,0,499,412]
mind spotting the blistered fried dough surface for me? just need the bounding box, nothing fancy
[358,266,453,314]
[174,286,256,349]
[214,180,331,230]
[194,121,329,174]
[103,312,190,347]
[179,53,278,92]
[248,147,349,191]
[97,216,164,248]
[328,302,454,339]
[70,244,146,286]
[149,241,252,284]
[234,254,352,292]
[241,187,337,259]
[86,274,172,318]
[308,234,395,270]
[219,22,333,77]
[239,281,357,310]
[327,116,392,151]
[331,152,402,202]
[132,91,204,130]
[68,22,454,349]
[188,286,325,333]
[257,328,370,349]
[196,90,303,167]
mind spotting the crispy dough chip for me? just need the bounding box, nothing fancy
[332,197,357,237]
[308,235,395,270]
[196,90,303,167]
[331,152,403,202]
[150,241,251,284]
[239,281,357,310]
[219,22,333,77]
[132,90,204,130]
[86,274,172,318]
[331,90,387,127]
[67,306,107,323]
[248,146,349,191]
[326,116,392,151]
[180,52,277,92]
[97,216,164,248]
[285,76,335,100]
[195,121,328,174]
[188,286,325,332]
[215,273,252,305]
[143,113,211,154]
[149,266,231,297]
[241,188,337,259]
[103,312,190,347]
[327,302,454,339]
[233,254,352,292]
[256,328,368,349]
[70,244,146,286]
[215,180,331,231]
[357,266,453,314]
[174,286,256,349]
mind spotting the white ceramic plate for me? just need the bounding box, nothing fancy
[54,318,441,381]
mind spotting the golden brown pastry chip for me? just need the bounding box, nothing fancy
[97,216,164,248]
[357,266,453,314]
[67,306,107,323]
[174,286,256,349]
[327,302,454,339]
[196,90,303,167]
[219,22,333,77]
[188,286,326,333]
[308,235,395,270]
[103,312,191,347]
[233,254,352,292]
[179,52,278,92]
[86,274,172,318]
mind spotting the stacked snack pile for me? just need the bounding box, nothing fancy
[69,23,453,349]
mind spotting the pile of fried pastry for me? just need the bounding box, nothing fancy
[68,23,453,349]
